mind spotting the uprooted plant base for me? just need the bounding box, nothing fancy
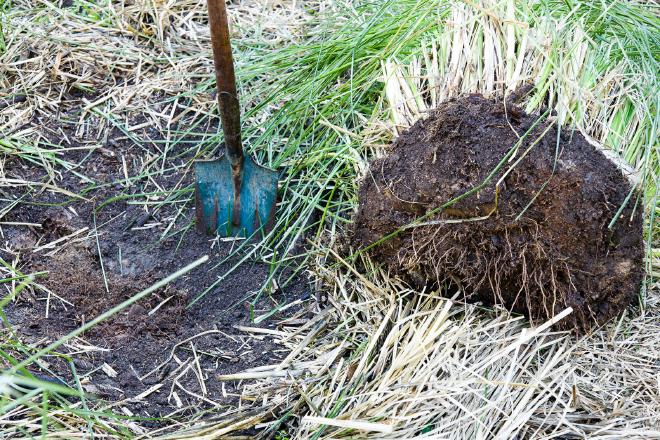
[352,94,644,331]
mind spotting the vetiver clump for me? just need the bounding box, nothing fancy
[352,95,643,331]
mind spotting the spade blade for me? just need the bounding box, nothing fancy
[195,155,277,237]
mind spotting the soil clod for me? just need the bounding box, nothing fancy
[352,95,644,331]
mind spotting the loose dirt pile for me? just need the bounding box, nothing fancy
[353,95,643,331]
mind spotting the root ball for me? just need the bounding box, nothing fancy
[352,95,644,331]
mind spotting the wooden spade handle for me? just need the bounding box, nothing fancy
[207,0,243,226]
[207,0,243,169]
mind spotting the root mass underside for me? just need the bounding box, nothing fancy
[352,95,643,331]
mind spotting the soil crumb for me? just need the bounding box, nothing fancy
[352,94,643,331]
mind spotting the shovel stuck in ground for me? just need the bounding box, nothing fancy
[195,0,278,237]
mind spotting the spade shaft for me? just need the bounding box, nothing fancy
[195,0,278,237]
[207,0,242,226]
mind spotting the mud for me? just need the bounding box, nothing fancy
[353,94,644,331]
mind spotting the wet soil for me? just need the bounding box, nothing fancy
[352,94,644,331]
[1,99,309,424]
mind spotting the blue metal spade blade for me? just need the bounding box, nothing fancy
[195,155,278,237]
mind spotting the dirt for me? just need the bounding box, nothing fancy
[352,94,644,332]
[1,99,309,425]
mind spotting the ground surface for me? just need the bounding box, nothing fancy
[1,0,658,438]
[1,118,308,422]
[353,94,643,331]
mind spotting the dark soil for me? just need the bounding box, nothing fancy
[1,101,309,425]
[352,94,643,331]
